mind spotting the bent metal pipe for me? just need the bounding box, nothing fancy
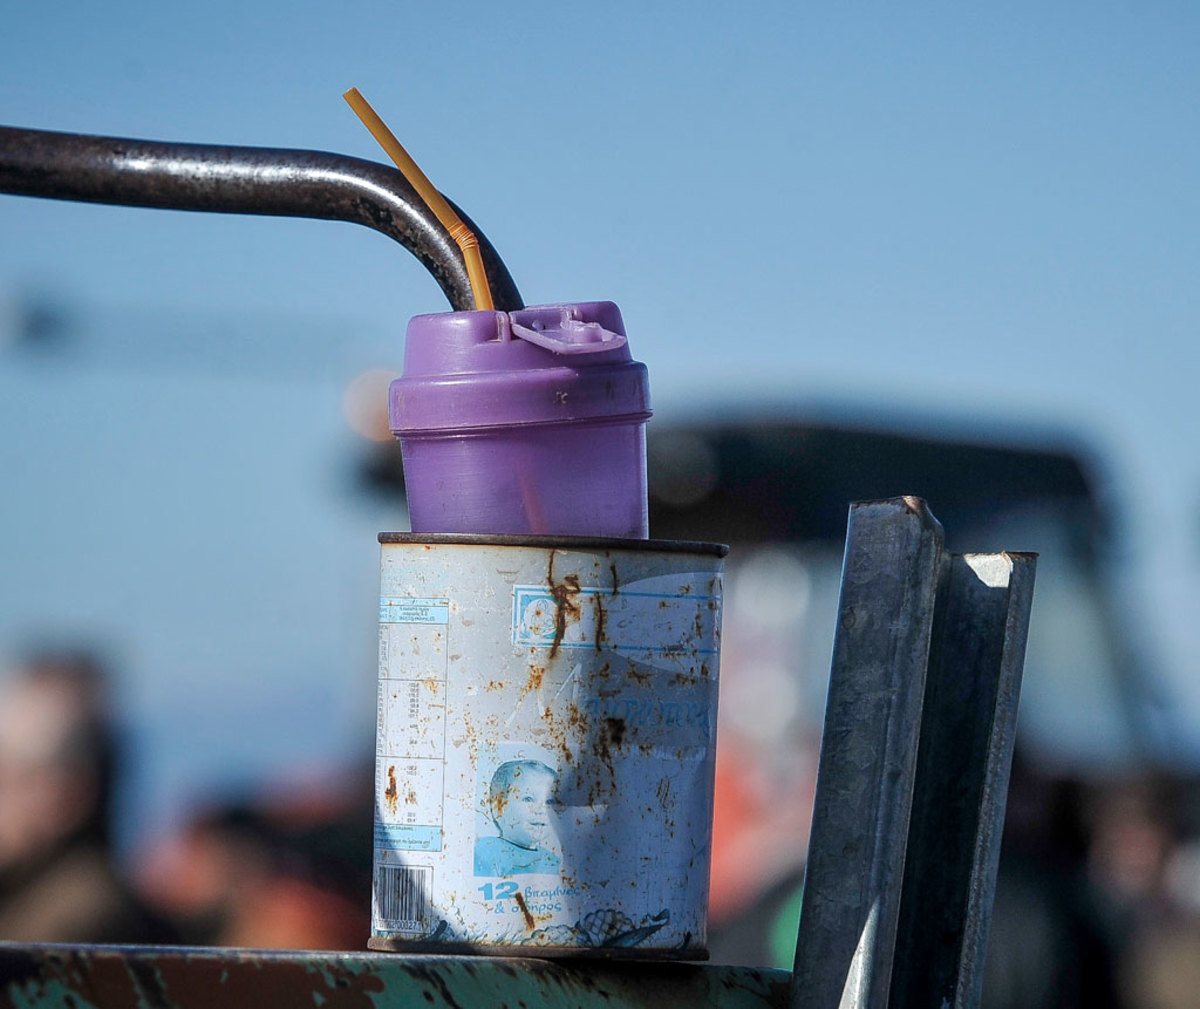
[0,125,523,313]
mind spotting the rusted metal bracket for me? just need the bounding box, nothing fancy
[789,498,1035,1009]
[790,497,946,1009]
[889,552,1036,1009]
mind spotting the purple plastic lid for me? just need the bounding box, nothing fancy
[390,302,652,434]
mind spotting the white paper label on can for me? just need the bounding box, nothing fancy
[371,542,722,955]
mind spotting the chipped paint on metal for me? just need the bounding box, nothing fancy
[0,943,790,1009]
[370,538,724,957]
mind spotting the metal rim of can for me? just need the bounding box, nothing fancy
[377,532,728,558]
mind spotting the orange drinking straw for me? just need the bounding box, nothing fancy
[343,87,494,312]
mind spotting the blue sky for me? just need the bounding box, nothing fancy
[2,1,1198,839]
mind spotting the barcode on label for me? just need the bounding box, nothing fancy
[375,864,432,930]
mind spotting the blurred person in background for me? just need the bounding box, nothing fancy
[1087,773,1200,1009]
[0,649,172,943]
[135,765,373,950]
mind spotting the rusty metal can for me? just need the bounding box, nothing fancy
[368,533,726,959]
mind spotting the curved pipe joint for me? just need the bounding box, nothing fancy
[0,125,523,313]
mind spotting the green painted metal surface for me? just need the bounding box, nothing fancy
[0,943,790,1009]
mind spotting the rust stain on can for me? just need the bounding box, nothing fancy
[593,594,607,651]
[604,717,627,747]
[522,664,546,698]
[514,891,537,931]
[384,765,399,816]
[549,579,581,658]
[546,551,583,660]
